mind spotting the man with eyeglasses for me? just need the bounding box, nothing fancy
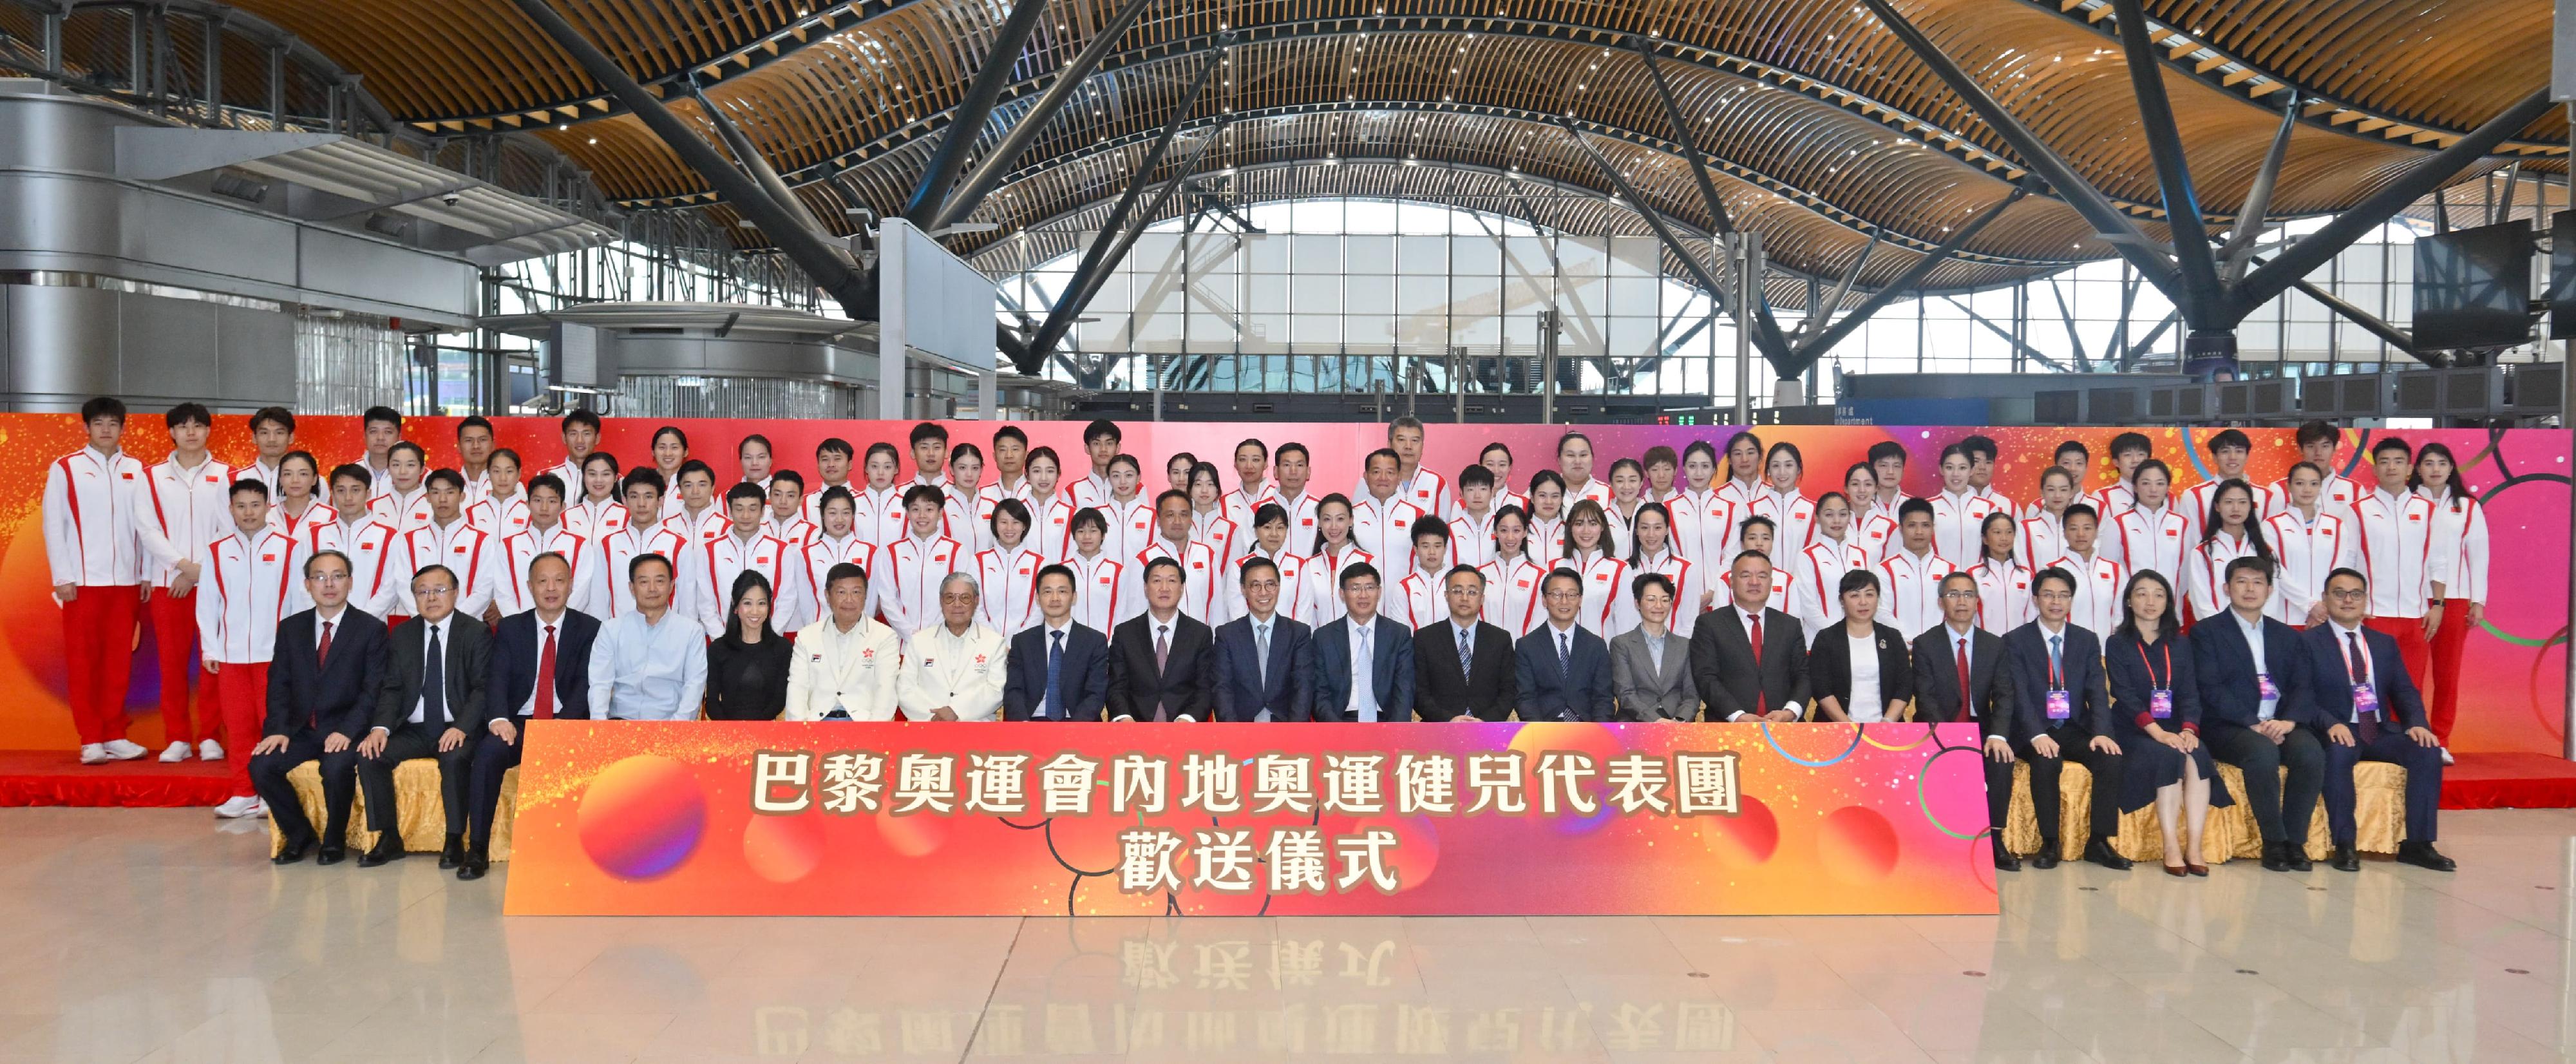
[1911,573,2017,868]
[1996,566,2129,870]
[2302,567,2451,872]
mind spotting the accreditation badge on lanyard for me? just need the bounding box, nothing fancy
[2045,651,2071,721]
[2139,641,2174,719]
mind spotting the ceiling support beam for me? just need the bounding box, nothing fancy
[1560,122,1797,378]
[1858,0,2183,307]
[2219,91,2298,283]
[2108,0,2224,330]
[933,0,1162,230]
[1792,188,2026,365]
[689,81,857,269]
[2231,91,2550,319]
[1806,233,1878,339]
[2242,254,2429,364]
[1630,35,1795,367]
[1945,295,2068,372]
[904,0,1050,227]
[1023,48,1221,366]
[501,0,872,319]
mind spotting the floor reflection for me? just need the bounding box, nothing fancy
[2,807,2574,1061]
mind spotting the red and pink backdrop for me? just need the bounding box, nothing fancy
[0,415,2561,754]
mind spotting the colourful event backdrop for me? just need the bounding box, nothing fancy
[502,720,1998,917]
[0,416,2562,754]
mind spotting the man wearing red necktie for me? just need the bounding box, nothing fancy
[250,551,391,866]
[460,551,601,880]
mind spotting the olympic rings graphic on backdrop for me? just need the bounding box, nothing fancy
[1758,721,1864,766]
[1916,745,1989,841]
[1860,722,1937,752]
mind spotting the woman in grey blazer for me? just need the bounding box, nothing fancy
[1611,573,1699,721]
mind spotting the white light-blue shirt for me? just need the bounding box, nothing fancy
[1347,616,1381,722]
[2235,608,2276,721]
[587,607,708,720]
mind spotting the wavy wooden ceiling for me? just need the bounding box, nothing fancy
[192,0,2556,291]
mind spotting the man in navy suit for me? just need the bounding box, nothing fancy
[1211,557,1312,721]
[2304,567,2452,872]
[1004,565,1110,721]
[459,552,599,880]
[2193,557,2324,873]
[249,550,390,866]
[1311,562,1415,721]
[1996,566,2130,870]
[1515,569,1613,721]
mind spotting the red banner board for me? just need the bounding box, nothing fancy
[502,720,1999,917]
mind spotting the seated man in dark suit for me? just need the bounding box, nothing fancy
[354,565,491,869]
[1108,557,1215,721]
[1516,569,1613,721]
[1004,564,1110,721]
[2304,567,2451,872]
[460,551,598,880]
[1415,565,1519,722]
[1211,556,1313,721]
[1311,562,1415,721]
[249,549,391,866]
[2193,556,2325,873]
[1998,567,2129,871]
[1688,551,1808,723]
[1908,573,2017,868]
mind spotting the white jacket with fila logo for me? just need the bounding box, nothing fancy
[1969,557,2034,636]
[135,455,233,587]
[683,531,799,640]
[392,518,497,619]
[1349,493,1430,568]
[497,525,600,617]
[1388,565,1447,631]
[1562,549,1637,641]
[196,528,305,663]
[878,534,964,640]
[303,515,401,618]
[1133,537,1223,624]
[44,446,147,587]
[2351,487,2438,618]
[596,523,690,620]
[1665,488,1737,565]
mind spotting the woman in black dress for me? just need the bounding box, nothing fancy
[705,570,792,721]
[2106,570,2228,875]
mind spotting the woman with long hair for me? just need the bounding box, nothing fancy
[1525,470,1568,557]
[1969,511,2032,634]
[1756,441,1816,553]
[705,570,791,720]
[1186,461,1240,563]
[650,425,690,518]
[1480,506,1546,637]
[2106,570,2228,875]
[465,448,528,537]
[1300,493,1372,629]
[2186,479,2277,625]
[1560,500,1636,638]
[1020,446,1074,563]
[2414,442,2486,752]
[1625,502,1702,638]
[1844,461,1895,565]
[1808,569,1913,723]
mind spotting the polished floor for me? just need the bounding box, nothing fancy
[3,809,2574,1064]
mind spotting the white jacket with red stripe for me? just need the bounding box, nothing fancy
[196,527,305,663]
[44,446,146,587]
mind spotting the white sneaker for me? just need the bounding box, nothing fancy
[212,796,262,819]
[2441,746,2456,766]
[198,739,224,762]
[79,744,108,765]
[100,739,147,761]
[158,741,191,763]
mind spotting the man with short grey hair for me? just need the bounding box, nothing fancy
[897,571,1007,721]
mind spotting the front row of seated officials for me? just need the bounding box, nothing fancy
[251,537,2451,880]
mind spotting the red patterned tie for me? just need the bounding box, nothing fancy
[1956,636,1973,720]
[1748,611,1766,717]
[317,620,333,670]
[534,623,558,720]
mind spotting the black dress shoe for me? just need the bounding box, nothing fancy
[457,846,490,881]
[2083,841,2134,871]
[2031,846,2061,870]
[357,840,405,868]
[2330,846,2362,872]
[2260,842,2291,873]
[1993,850,2022,872]
[2286,846,2314,872]
[2396,841,2458,872]
[271,839,314,866]
[437,834,465,869]
[315,844,347,866]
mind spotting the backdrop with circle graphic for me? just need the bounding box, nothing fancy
[0,415,2559,754]
[502,719,2000,917]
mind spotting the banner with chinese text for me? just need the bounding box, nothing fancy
[502,720,2000,917]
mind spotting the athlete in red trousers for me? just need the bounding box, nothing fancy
[2351,437,2438,706]
[197,480,305,817]
[43,397,149,765]
[131,403,232,763]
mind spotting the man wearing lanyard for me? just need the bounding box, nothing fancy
[2192,557,2324,872]
[1998,567,2129,870]
[2302,568,2451,873]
